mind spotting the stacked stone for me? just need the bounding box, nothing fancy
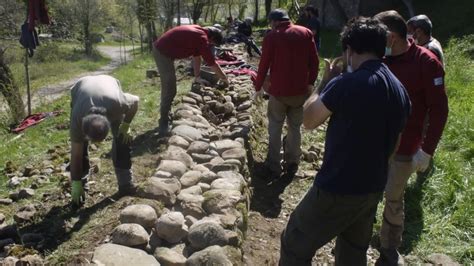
[93,73,255,265]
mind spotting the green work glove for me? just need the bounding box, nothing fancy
[118,122,133,144]
[71,180,84,206]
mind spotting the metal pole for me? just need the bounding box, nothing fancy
[24,49,31,116]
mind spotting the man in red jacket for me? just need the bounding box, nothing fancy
[255,9,319,179]
[374,10,448,265]
[153,25,229,136]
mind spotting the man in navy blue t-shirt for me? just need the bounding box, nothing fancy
[279,17,411,265]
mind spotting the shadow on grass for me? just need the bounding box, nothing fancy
[131,126,167,157]
[400,167,433,254]
[18,193,121,253]
[245,140,294,218]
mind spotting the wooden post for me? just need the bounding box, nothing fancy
[24,49,31,116]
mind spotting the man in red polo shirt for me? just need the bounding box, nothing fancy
[374,10,448,265]
[255,9,319,179]
[153,25,229,135]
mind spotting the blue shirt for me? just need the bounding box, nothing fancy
[316,60,411,194]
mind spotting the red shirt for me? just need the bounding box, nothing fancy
[255,22,319,96]
[384,39,448,155]
[154,25,216,66]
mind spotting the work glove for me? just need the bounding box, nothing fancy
[413,149,431,172]
[71,180,85,206]
[252,89,264,102]
[118,122,133,144]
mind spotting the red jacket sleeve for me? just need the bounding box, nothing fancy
[307,35,319,85]
[421,57,449,155]
[255,34,274,91]
[197,37,216,66]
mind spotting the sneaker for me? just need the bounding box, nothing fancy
[260,164,281,182]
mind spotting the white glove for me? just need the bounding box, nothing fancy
[413,149,431,172]
[252,89,264,102]
[194,77,211,86]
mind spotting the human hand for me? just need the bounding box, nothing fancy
[413,149,431,172]
[322,57,343,82]
[252,89,264,102]
[71,180,85,206]
[118,122,133,144]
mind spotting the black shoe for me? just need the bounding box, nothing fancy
[375,248,403,266]
[118,184,137,197]
[158,119,170,137]
[283,163,298,176]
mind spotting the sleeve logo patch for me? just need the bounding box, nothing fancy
[434,77,443,86]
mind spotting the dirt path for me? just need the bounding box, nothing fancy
[27,46,133,110]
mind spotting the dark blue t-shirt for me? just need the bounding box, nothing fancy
[316,60,411,194]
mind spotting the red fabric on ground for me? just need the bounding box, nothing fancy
[12,111,62,133]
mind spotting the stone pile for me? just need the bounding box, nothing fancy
[93,71,255,265]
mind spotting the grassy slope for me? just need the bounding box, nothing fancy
[400,36,473,262]
[1,40,109,99]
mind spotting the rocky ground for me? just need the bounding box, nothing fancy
[0,44,461,265]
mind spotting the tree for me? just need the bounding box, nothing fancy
[254,0,259,22]
[328,0,348,22]
[188,0,209,24]
[0,48,26,124]
[265,0,272,17]
[137,0,158,51]
[69,0,104,56]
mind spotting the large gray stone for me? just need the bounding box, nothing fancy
[93,243,160,266]
[154,247,186,266]
[176,192,206,220]
[188,222,228,250]
[210,177,244,191]
[168,135,190,150]
[203,189,242,214]
[191,153,215,164]
[221,148,246,163]
[13,204,36,224]
[138,177,181,206]
[187,141,210,154]
[186,245,232,265]
[120,204,158,230]
[155,212,188,244]
[157,160,187,178]
[426,253,459,265]
[179,171,203,188]
[210,140,242,155]
[161,146,194,168]
[200,171,219,184]
[111,223,149,247]
[171,125,203,142]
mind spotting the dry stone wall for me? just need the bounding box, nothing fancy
[93,49,254,265]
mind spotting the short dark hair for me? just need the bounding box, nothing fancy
[82,107,110,142]
[374,10,407,39]
[205,26,224,46]
[341,17,388,58]
[407,14,432,35]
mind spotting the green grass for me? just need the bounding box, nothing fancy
[413,0,474,45]
[372,36,474,263]
[2,40,110,98]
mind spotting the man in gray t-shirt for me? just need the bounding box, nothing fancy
[70,75,139,206]
[407,14,444,68]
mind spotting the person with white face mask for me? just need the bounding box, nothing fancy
[280,17,411,265]
[407,14,444,67]
[374,10,448,266]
